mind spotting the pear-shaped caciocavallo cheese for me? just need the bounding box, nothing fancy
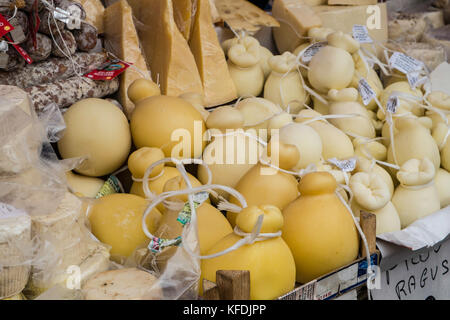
[392,158,441,228]
[226,162,299,227]
[282,172,359,283]
[200,205,296,300]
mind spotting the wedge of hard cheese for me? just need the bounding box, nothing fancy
[272,0,322,54]
[74,0,105,34]
[312,4,388,58]
[104,0,152,118]
[189,0,237,107]
[173,0,193,40]
[215,0,280,34]
[130,0,204,98]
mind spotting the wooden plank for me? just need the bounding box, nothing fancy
[216,270,250,300]
[360,211,377,258]
[202,279,220,300]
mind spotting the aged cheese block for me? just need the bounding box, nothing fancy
[385,41,446,72]
[104,0,152,119]
[74,0,105,33]
[189,0,237,107]
[272,0,323,53]
[129,0,203,98]
[422,25,450,63]
[0,206,31,299]
[312,4,388,58]
[388,12,428,42]
[173,0,193,40]
[214,0,279,34]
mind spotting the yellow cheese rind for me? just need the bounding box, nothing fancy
[74,0,105,34]
[130,0,204,98]
[272,0,323,53]
[173,0,192,40]
[189,0,237,107]
[104,0,152,119]
[328,0,377,5]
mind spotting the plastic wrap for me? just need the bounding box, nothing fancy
[24,192,111,299]
[0,204,32,299]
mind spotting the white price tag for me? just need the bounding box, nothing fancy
[301,42,327,63]
[327,157,357,172]
[389,52,424,75]
[386,95,399,114]
[407,71,428,90]
[352,24,373,44]
[358,78,376,106]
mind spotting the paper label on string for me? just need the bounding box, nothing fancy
[301,42,327,63]
[9,26,26,44]
[389,52,424,75]
[0,13,14,38]
[352,24,373,44]
[83,59,132,80]
[327,157,357,172]
[95,175,122,198]
[387,95,399,114]
[177,191,210,226]
[358,78,376,106]
[407,71,428,90]
[0,40,8,52]
[53,7,80,29]
[148,236,182,253]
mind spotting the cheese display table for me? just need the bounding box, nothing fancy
[0,0,450,301]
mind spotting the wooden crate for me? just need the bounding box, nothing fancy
[202,212,379,300]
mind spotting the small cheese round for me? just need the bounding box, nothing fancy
[308,46,355,93]
[82,268,162,300]
[127,78,161,104]
[57,98,132,177]
[128,147,165,179]
[130,95,206,159]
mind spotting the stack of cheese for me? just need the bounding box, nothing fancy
[105,0,238,118]
[24,192,110,299]
[271,0,388,58]
[0,204,32,300]
[386,1,450,73]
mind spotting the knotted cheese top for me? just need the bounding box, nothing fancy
[350,172,390,211]
[268,52,298,74]
[397,158,435,187]
[228,37,261,68]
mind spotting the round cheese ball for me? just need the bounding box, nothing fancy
[308,46,355,93]
[88,193,162,263]
[58,98,131,177]
[127,78,161,104]
[66,171,104,198]
[130,95,206,159]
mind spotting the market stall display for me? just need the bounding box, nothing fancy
[0,0,450,302]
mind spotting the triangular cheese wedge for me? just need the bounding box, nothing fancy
[104,0,151,119]
[130,0,204,98]
[173,0,193,40]
[189,0,237,107]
